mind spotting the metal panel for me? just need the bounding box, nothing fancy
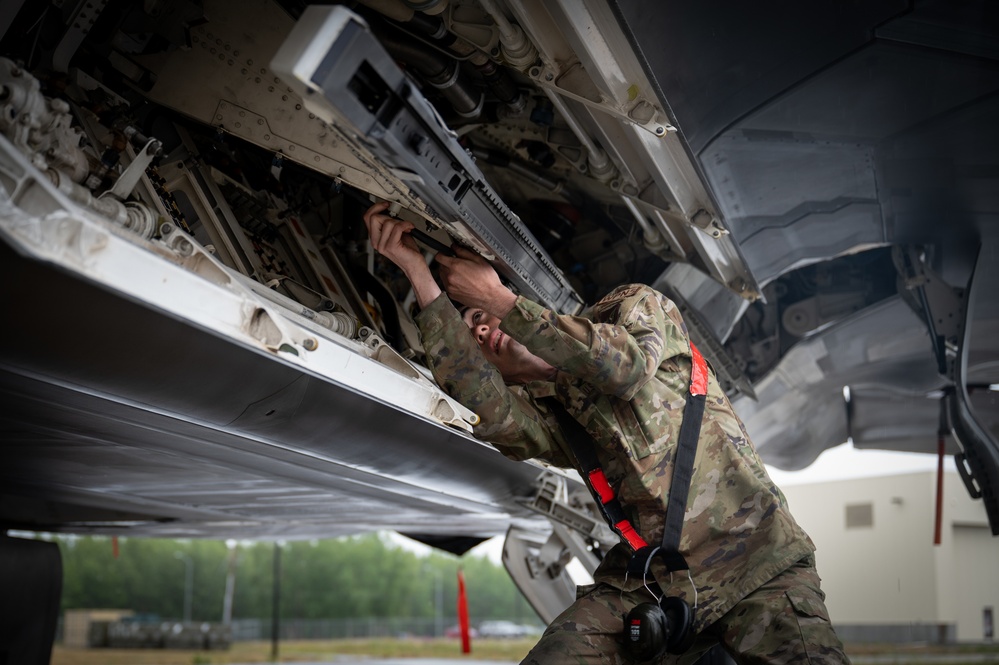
[734,297,945,470]
[0,131,552,540]
[272,6,583,314]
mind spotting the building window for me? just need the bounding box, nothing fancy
[845,502,873,529]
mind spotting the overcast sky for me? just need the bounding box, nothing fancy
[764,442,955,486]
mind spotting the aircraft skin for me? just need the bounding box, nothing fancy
[0,0,997,660]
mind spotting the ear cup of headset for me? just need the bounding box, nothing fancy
[660,596,695,654]
[623,602,668,662]
[623,596,695,661]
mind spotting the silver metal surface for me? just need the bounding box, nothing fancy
[0,240,544,540]
[0,0,995,547]
[0,131,545,540]
[271,6,583,314]
[734,297,948,470]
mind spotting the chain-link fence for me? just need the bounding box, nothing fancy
[230,617,544,641]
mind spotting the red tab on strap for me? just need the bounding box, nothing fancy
[588,469,615,504]
[615,519,649,550]
[689,342,708,396]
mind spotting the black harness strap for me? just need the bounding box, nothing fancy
[628,388,705,579]
[546,343,710,579]
[547,401,650,551]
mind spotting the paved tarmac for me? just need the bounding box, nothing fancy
[851,656,999,664]
[226,655,999,665]
[230,660,517,665]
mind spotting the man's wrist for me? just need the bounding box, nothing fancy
[403,262,442,309]
[486,288,518,320]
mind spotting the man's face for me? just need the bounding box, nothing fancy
[461,307,554,384]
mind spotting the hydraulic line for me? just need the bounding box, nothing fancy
[478,0,518,43]
[620,195,666,253]
[376,30,484,118]
[359,0,525,112]
[469,145,562,193]
[403,13,523,109]
[477,0,537,70]
[543,88,615,183]
[356,0,415,22]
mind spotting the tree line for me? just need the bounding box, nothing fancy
[49,532,538,624]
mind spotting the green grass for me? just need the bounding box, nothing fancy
[51,638,999,664]
[53,637,537,664]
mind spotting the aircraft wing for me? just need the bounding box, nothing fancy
[0,195,544,544]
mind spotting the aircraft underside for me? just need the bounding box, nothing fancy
[0,0,997,661]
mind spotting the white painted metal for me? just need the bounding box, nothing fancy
[504,0,759,299]
[0,132,478,434]
[501,524,577,624]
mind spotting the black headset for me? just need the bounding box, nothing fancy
[621,548,697,661]
[623,594,695,661]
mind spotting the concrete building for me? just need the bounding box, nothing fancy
[779,470,998,643]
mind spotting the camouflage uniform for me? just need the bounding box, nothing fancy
[416,284,848,664]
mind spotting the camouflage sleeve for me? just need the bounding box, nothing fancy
[415,293,574,467]
[499,284,689,401]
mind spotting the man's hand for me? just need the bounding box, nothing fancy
[362,202,441,308]
[363,202,423,273]
[437,246,517,319]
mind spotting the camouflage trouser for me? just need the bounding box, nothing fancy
[520,555,849,665]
